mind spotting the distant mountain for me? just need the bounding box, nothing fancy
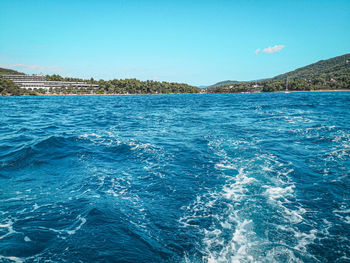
[0,67,25,75]
[271,53,350,80]
[208,54,350,88]
[207,80,240,89]
[206,53,350,93]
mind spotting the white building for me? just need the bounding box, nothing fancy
[0,74,99,90]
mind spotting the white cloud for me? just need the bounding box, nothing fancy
[262,45,285,54]
[255,48,261,55]
[0,63,64,73]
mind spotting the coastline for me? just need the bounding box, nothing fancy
[271,89,350,93]
[1,89,350,97]
[34,89,350,96]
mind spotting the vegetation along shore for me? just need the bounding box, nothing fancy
[1,53,349,96]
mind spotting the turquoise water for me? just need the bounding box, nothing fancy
[0,93,349,262]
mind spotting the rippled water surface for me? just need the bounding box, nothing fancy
[0,93,349,262]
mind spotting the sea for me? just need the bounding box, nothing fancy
[0,92,349,263]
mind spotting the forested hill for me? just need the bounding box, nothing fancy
[0,67,24,75]
[206,53,350,93]
[207,80,240,89]
[0,69,200,95]
[271,53,350,80]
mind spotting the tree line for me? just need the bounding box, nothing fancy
[207,75,350,93]
[0,75,200,96]
[1,74,349,96]
[272,54,350,81]
[93,78,199,94]
[0,78,36,96]
[45,75,199,94]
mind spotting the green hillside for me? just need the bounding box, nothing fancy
[0,67,25,75]
[207,80,240,89]
[271,53,350,80]
[0,67,200,95]
[207,53,350,93]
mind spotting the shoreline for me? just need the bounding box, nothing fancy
[1,89,350,97]
[271,89,350,93]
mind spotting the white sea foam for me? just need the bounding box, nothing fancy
[263,185,294,202]
[180,137,316,262]
[333,208,350,214]
[79,131,118,146]
[0,222,11,228]
[263,179,306,226]
[67,216,87,235]
[180,164,259,261]
[215,163,236,170]
[333,208,350,224]
[265,246,303,263]
[222,169,256,201]
[294,229,318,252]
[80,132,101,139]
[39,215,87,236]
[129,141,154,151]
[284,115,311,124]
[0,220,16,240]
[0,255,23,263]
[79,131,159,156]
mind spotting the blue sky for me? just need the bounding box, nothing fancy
[0,0,349,86]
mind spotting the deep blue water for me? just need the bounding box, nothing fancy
[0,93,349,263]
